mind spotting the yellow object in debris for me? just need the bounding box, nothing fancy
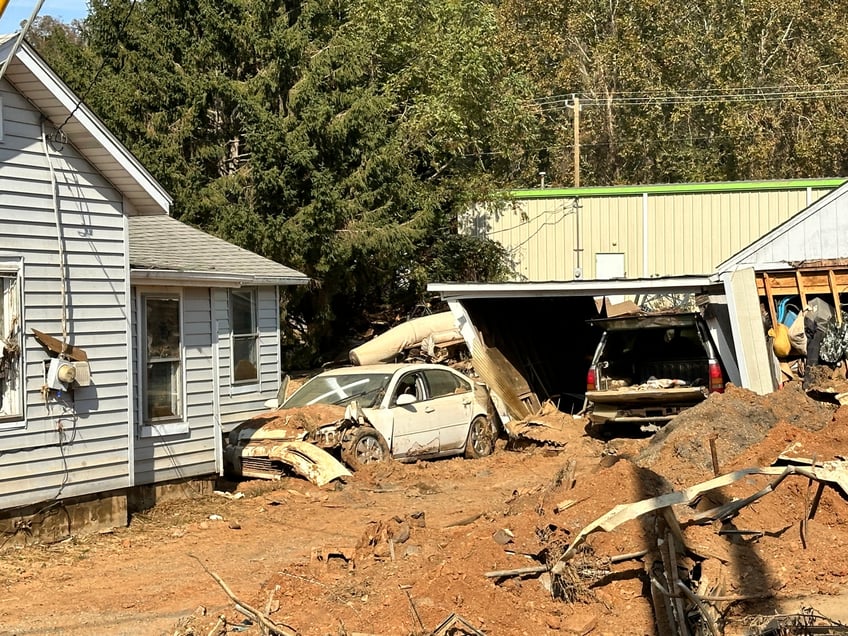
[769,322,791,357]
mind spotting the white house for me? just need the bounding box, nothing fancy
[0,35,307,537]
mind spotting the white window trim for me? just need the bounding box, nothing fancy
[0,96,4,142]
[0,258,24,429]
[138,288,188,436]
[230,287,259,387]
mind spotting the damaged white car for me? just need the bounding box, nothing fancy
[224,363,498,481]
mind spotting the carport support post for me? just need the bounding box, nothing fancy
[721,268,776,395]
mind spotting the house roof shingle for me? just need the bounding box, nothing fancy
[129,215,308,286]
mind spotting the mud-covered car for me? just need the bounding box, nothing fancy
[224,363,498,479]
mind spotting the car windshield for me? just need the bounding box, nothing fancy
[282,372,393,409]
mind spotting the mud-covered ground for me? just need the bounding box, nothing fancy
[1,380,848,635]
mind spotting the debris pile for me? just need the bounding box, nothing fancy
[175,381,848,634]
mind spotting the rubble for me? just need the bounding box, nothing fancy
[5,378,848,635]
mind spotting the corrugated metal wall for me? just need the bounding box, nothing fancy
[465,186,835,281]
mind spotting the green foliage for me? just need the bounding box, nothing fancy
[30,0,848,362]
[496,0,848,186]
[31,0,536,363]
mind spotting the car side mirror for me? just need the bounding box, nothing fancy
[265,374,290,409]
[396,393,417,406]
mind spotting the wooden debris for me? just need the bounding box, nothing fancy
[553,461,848,570]
[402,587,425,633]
[31,328,88,361]
[431,613,486,636]
[442,511,484,528]
[189,554,296,636]
[484,565,548,579]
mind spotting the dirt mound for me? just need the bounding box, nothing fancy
[4,379,848,636]
[636,381,837,486]
[238,404,346,434]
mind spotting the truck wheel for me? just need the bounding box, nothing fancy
[342,427,390,470]
[464,416,497,459]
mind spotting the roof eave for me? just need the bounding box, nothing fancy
[2,39,172,215]
[428,275,721,300]
[131,268,309,287]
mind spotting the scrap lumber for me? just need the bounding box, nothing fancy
[31,328,88,361]
[189,554,296,636]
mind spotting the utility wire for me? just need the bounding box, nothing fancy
[58,0,138,131]
[534,85,848,111]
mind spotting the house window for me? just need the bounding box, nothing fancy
[231,288,258,383]
[0,273,21,419]
[143,295,182,422]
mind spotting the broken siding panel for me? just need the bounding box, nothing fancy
[0,81,132,510]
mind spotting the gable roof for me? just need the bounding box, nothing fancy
[0,34,171,214]
[717,178,848,272]
[129,215,308,286]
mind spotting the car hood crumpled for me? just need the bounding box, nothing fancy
[235,404,348,443]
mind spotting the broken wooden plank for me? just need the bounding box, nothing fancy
[795,270,808,307]
[551,461,848,571]
[31,328,88,361]
[762,273,778,329]
[828,270,843,325]
[484,565,548,579]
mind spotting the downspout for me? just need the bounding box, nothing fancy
[642,192,650,277]
[41,121,69,347]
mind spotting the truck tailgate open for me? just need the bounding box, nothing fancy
[586,386,707,406]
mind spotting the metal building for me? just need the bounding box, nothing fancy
[462,180,844,281]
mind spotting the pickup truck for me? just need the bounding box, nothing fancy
[585,312,724,431]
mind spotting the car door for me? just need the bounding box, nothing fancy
[419,368,474,452]
[388,371,441,458]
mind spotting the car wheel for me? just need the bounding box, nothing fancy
[342,427,391,470]
[464,415,497,459]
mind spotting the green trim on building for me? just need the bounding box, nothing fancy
[509,178,847,200]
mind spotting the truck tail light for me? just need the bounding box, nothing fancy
[708,360,724,393]
[587,367,596,392]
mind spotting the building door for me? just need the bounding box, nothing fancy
[596,253,626,303]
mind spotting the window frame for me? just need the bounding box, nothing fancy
[139,290,187,437]
[230,287,259,385]
[0,260,23,427]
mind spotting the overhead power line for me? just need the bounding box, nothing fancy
[534,84,848,111]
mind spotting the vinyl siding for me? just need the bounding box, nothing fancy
[0,78,131,508]
[133,287,217,484]
[216,286,282,432]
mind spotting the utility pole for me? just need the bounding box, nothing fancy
[573,95,580,188]
[571,95,583,277]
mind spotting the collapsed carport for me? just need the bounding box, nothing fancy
[428,276,726,423]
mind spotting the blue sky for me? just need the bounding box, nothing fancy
[1,0,88,34]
